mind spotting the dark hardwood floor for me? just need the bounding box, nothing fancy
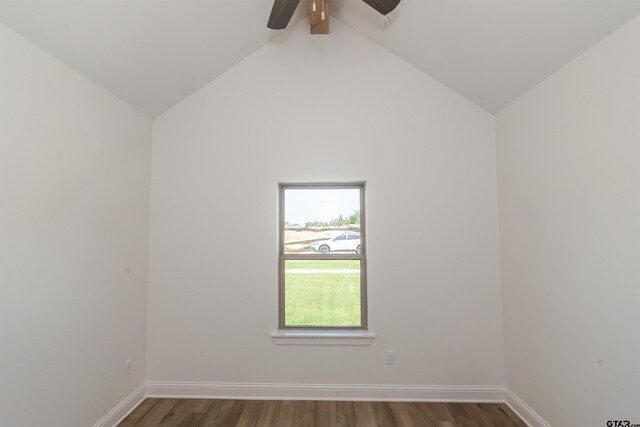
[118,398,527,426]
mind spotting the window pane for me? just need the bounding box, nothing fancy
[284,260,361,327]
[284,188,361,255]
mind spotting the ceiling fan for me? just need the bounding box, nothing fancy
[267,0,400,32]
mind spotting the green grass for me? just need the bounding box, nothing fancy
[284,260,361,327]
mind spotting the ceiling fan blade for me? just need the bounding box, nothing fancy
[267,0,301,30]
[361,0,401,15]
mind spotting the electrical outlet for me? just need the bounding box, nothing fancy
[125,359,133,376]
[385,350,395,365]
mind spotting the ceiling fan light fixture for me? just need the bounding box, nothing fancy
[267,0,400,31]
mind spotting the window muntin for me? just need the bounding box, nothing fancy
[279,183,367,329]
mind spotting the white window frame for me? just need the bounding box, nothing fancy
[278,182,368,330]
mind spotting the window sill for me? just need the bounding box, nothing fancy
[271,330,375,346]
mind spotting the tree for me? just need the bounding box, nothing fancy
[348,210,360,225]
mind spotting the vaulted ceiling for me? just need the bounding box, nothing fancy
[2,0,639,117]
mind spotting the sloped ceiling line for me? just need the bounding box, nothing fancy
[1,0,639,117]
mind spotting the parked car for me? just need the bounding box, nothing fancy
[310,233,361,254]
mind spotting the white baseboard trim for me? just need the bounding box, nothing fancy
[145,381,505,403]
[504,387,551,427]
[92,383,147,427]
[93,382,539,427]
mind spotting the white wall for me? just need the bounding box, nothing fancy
[0,26,151,427]
[147,21,504,389]
[496,15,640,427]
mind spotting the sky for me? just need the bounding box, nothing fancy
[284,188,360,226]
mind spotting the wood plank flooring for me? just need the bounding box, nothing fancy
[119,399,527,426]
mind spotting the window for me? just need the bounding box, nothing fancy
[279,183,367,329]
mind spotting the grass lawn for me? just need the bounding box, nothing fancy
[284,260,361,327]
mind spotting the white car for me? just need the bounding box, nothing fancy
[310,233,361,255]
